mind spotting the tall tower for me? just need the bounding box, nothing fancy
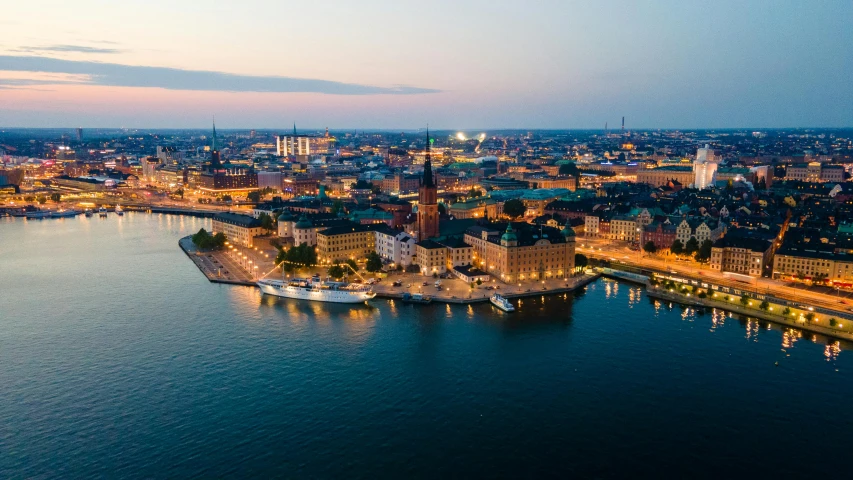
[210,118,222,170]
[417,128,439,240]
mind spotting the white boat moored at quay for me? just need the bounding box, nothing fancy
[258,277,375,304]
[490,294,515,312]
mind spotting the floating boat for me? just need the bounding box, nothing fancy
[490,294,515,312]
[84,209,93,217]
[115,205,124,216]
[24,211,51,219]
[401,292,432,304]
[98,207,108,218]
[258,277,375,304]
[50,210,79,218]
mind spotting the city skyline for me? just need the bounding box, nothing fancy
[1,0,851,128]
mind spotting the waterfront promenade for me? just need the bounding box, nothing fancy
[179,237,600,303]
[646,286,853,342]
[179,237,255,285]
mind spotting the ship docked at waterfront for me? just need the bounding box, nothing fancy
[490,294,515,312]
[258,278,375,304]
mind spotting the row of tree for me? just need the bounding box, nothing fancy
[191,228,227,250]
[275,243,318,273]
[643,238,714,262]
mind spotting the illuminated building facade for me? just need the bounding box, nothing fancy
[417,129,440,240]
[463,221,576,283]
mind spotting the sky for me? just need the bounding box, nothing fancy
[0,0,850,129]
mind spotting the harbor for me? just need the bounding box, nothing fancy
[179,235,600,304]
[3,204,852,480]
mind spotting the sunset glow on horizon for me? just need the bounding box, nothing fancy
[1,0,851,129]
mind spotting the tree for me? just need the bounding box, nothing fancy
[212,232,227,248]
[671,239,684,256]
[759,300,770,311]
[328,265,345,279]
[468,188,483,198]
[740,294,750,307]
[191,228,226,250]
[331,199,345,215]
[247,190,261,203]
[345,259,358,273]
[351,180,374,191]
[695,239,714,262]
[643,241,657,255]
[805,312,815,323]
[558,162,580,178]
[795,271,806,281]
[175,188,184,199]
[222,195,232,203]
[365,251,383,272]
[50,193,62,202]
[476,278,482,286]
[830,318,838,327]
[503,199,526,219]
[258,212,275,233]
[783,307,791,316]
[685,237,700,255]
[36,195,47,204]
[276,243,318,273]
[574,253,588,270]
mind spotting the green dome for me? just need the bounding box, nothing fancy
[277,211,294,222]
[294,215,313,229]
[561,222,576,238]
[501,223,518,243]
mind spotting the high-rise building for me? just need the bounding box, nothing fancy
[693,144,719,189]
[417,129,440,240]
[275,124,332,157]
[75,127,83,142]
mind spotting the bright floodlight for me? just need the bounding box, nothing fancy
[456,132,467,141]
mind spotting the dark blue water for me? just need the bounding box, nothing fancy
[1,213,851,478]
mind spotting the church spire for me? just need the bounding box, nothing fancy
[212,117,217,152]
[293,122,297,135]
[422,126,434,188]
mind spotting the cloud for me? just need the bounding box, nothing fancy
[13,45,124,54]
[0,55,440,95]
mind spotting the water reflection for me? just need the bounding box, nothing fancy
[256,294,381,346]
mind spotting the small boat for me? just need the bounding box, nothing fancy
[115,205,124,216]
[490,294,515,312]
[98,207,108,218]
[50,210,79,218]
[24,211,51,219]
[401,292,432,304]
[84,209,93,217]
